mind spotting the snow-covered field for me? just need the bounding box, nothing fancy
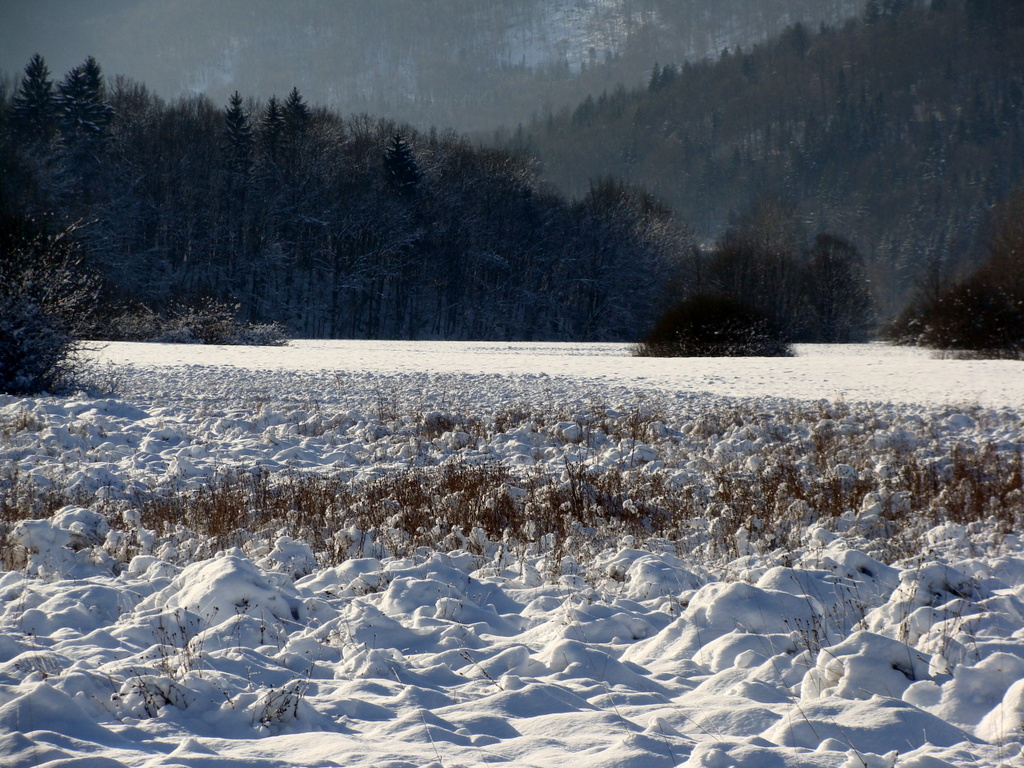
[1,341,1022,768]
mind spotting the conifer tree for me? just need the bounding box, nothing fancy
[57,57,113,141]
[384,133,421,193]
[260,95,285,164]
[283,87,310,136]
[11,54,58,143]
[281,87,311,169]
[223,91,254,173]
[81,57,106,102]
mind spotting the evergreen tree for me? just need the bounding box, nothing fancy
[281,87,311,169]
[283,87,310,136]
[81,57,106,102]
[648,63,678,92]
[384,133,421,193]
[57,57,113,141]
[223,91,254,172]
[11,54,58,143]
[260,95,285,163]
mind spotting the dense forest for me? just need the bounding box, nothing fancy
[0,60,690,341]
[1,0,863,133]
[515,0,1024,315]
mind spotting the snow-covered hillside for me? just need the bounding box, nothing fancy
[2,1,865,131]
[0,342,1021,767]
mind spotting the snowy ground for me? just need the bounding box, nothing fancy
[88,340,1024,407]
[1,342,1022,768]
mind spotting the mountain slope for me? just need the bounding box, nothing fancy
[519,1,1024,314]
[2,0,861,131]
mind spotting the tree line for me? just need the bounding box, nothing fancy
[0,56,693,342]
[0,50,884,350]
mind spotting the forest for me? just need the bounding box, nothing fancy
[0,59,692,342]
[514,0,1024,316]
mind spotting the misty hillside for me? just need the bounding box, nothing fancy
[2,0,862,132]
[517,0,1024,315]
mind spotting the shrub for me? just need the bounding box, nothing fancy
[0,215,96,395]
[101,298,288,346]
[634,293,792,357]
[915,281,1023,359]
[887,188,1024,358]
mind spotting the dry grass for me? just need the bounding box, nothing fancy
[1,400,1021,572]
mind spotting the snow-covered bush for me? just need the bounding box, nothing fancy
[0,215,96,395]
[103,298,288,346]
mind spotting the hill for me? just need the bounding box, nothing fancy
[515,0,1024,316]
[1,0,862,132]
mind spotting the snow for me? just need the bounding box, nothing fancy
[501,0,643,72]
[88,340,1024,407]
[0,341,1022,767]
